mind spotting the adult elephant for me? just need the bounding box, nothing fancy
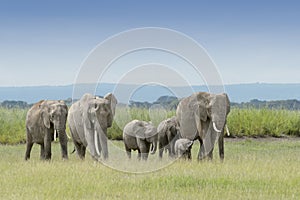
[157,116,180,159]
[25,100,68,160]
[176,92,230,161]
[68,93,117,161]
[123,120,157,160]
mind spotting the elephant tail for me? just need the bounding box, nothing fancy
[71,147,76,154]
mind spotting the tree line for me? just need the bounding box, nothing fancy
[1,96,300,110]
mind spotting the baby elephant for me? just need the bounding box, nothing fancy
[123,120,158,160]
[175,138,193,159]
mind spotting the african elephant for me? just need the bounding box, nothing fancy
[174,138,193,159]
[68,93,117,161]
[157,116,180,158]
[123,120,158,160]
[176,92,230,161]
[25,100,68,160]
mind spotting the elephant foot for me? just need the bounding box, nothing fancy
[92,156,101,162]
[62,156,68,160]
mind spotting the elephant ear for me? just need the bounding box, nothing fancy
[186,140,194,149]
[40,103,51,129]
[104,93,118,128]
[59,100,68,112]
[223,93,230,115]
[132,120,146,139]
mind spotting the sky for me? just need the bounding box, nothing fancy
[0,0,300,87]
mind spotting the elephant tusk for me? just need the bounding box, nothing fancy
[225,125,230,136]
[94,130,101,156]
[66,131,71,140]
[54,130,57,141]
[212,122,222,133]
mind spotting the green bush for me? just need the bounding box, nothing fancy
[0,108,27,144]
[0,107,299,144]
[227,108,300,137]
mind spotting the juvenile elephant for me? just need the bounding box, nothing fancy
[174,138,193,159]
[123,120,158,160]
[176,92,230,161]
[25,100,68,160]
[157,116,180,158]
[68,93,117,161]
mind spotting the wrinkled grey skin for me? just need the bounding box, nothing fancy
[25,100,68,160]
[123,120,158,161]
[158,116,180,159]
[174,138,193,159]
[176,92,230,161]
[68,93,117,161]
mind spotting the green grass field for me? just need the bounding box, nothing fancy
[0,138,300,199]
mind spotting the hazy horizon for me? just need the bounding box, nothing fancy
[1,82,300,88]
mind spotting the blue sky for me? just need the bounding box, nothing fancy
[0,0,300,86]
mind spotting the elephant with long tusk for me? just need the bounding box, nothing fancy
[68,93,117,161]
[176,92,230,161]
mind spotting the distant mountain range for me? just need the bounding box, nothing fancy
[0,83,299,104]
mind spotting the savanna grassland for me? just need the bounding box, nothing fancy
[0,107,300,199]
[0,139,300,199]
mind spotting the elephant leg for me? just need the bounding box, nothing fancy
[81,145,86,159]
[40,143,45,160]
[137,139,148,160]
[141,153,149,160]
[44,131,52,160]
[187,150,192,160]
[158,141,164,159]
[207,147,214,160]
[125,145,131,159]
[170,140,175,158]
[141,142,150,161]
[218,132,224,161]
[137,149,141,161]
[58,130,68,160]
[25,129,33,160]
[25,141,33,160]
[198,138,205,161]
[165,143,171,158]
[74,141,85,159]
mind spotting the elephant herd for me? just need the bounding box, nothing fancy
[25,92,230,162]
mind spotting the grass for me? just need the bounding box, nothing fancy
[227,108,300,137]
[0,108,27,144]
[0,138,299,199]
[0,107,300,144]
